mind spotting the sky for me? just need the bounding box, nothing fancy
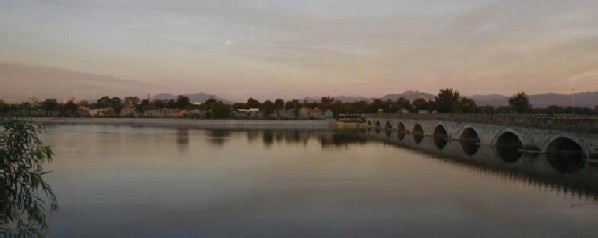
[1,0,598,102]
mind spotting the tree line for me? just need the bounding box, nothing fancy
[1,89,597,118]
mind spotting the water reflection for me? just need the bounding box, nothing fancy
[192,128,598,196]
[33,126,598,236]
[262,130,275,147]
[433,136,448,150]
[397,130,405,141]
[385,130,392,138]
[546,137,587,173]
[459,128,480,155]
[433,126,448,150]
[460,139,480,155]
[412,124,424,144]
[207,129,230,146]
[367,130,598,197]
[233,129,370,149]
[495,132,523,163]
[176,128,189,151]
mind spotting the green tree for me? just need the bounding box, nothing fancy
[0,100,6,114]
[544,105,564,115]
[412,98,429,111]
[395,97,411,111]
[246,97,260,109]
[459,97,477,113]
[508,92,532,113]
[262,100,275,116]
[79,100,90,107]
[478,105,495,113]
[41,99,58,113]
[176,95,190,109]
[210,101,230,119]
[286,99,301,110]
[434,88,461,113]
[320,97,334,110]
[274,99,285,110]
[96,96,111,108]
[153,100,165,109]
[63,101,78,116]
[0,118,58,235]
[206,98,218,104]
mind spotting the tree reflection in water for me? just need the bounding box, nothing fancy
[207,129,230,146]
[1,118,58,236]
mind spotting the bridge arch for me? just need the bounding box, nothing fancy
[460,127,480,155]
[413,124,424,144]
[433,124,449,150]
[397,122,406,140]
[397,122,406,132]
[494,130,523,163]
[491,128,523,145]
[545,136,587,173]
[385,121,393,131]
[374,120,381,129]
[367,120,372,127]
[543,133,589,156]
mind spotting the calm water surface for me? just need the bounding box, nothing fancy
[37,125,598,237]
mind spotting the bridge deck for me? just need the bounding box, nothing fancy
[364,113,598,133]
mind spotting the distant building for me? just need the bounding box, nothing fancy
[120,106,137,117]
[90,108,114,117]
[185,109,204,118]
[298,107,332,119]
[144,108,186,118]
[275,109,296,119]
[323,110,334,118]
[232,108,262,119]
[78,106,92,117]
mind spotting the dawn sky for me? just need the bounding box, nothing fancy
[1,0,598,102]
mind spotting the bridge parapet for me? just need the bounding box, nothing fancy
[364,113,598,133]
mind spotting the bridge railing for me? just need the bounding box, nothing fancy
[363,113,598,132]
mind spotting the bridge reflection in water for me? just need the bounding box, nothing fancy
[367,128,598,200]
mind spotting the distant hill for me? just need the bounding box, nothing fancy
[471,92,598,108]
[152,92,231,104]
[380,90,435,102]
[303,96,372,103]
[304,90,598,109]
[304,90,435,103]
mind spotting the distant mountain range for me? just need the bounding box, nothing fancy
[305,90,597,108]
[152,92,231,104]
[380,90,436,102]
[303,90,436,103]
[150,90,598,108]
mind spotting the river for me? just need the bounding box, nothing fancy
[34,125,598,237]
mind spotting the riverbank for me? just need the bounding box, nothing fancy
[32,117,362,129]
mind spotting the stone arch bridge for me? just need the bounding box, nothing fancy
[364,113,598,164]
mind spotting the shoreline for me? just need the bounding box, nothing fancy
[32,117,364,129]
